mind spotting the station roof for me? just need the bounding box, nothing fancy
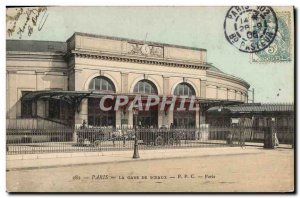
[6,36,239,77]
[207,103,294,114]
[207,64,224,73]
[6,40,67,53]
[6,34,231,76]
[7,39,225,74]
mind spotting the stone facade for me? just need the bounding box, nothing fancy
[6,32,250,128]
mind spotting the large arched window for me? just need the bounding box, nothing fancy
[133,79,158,128]
[133,80,158,94]
[88,76,116,127]
[174,83,195,96]
[88,76,115,92]
[173,82,196,128]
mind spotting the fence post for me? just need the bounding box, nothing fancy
[264,118,276,149]
[73,127,77,143]
[133,110,140,159]
[291,132,294,149]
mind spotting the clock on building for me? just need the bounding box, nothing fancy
[141,44,151,55]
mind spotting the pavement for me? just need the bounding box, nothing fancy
[6,146,294,192]
[6,146,272,171]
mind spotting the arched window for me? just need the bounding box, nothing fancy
[133,79,158,127]
[173,82,196,128]
[88,76,115,92]
[174,83,195,96]
[88,76,116,127]
[133,80,158,94]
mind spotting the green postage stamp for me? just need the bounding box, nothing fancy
[250,11,293,63]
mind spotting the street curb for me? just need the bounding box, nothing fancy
[7,147,244,161]
[6,147,263,171]
[6,152,262,172]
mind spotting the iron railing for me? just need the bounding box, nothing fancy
[6,123,294,155]
[6,125,242,155]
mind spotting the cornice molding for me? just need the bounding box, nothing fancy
[72,50,209,71]
[68,32,207,52]
[206,70,250,89]
[6,51,66,62]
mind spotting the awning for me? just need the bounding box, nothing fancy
[207,103,294,114]
[21,90,93,101]
[21,90,244,112]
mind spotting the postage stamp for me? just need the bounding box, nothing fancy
[250,11,293,63]
[224,6,278,53]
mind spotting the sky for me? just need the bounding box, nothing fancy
[6,6,294,103]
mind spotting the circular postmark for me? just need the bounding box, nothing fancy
[224,6,278,53]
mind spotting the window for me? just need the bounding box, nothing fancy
[49,99,60,119]
[21,91,33,118]
[88,76,115,92]
[173,83,196,127]
[133,80,158,94]
[174,83,195,96]
[88,98,115,127]
[88,76,116,127]
[132,80,158,127]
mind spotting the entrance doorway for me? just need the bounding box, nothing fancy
[173,111,196,128]
[87,76,116,127]
[132,79,159,128]
[88,98,116,127]
[172,82,197,128]
[134,110,158,128]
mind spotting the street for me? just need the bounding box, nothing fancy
[7,148,294,192]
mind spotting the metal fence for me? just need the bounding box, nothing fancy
[6,123,294,155]
[6,125,242,155]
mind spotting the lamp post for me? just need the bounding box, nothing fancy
[133,108,140,159]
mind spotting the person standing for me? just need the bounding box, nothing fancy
[275,131,279,147]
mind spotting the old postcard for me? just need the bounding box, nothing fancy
[6,6,294,192]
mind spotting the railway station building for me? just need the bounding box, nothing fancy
[6,32,250,129]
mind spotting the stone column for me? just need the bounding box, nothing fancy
[200,80,206,98]
[121,72,129,93]
[73,68,86,141]
[195,104,200,128]
[35,71,44,90]
[74,99,88,126]
[162,108,170,127]
[74,98,88,142]
[36,71,45,127]
[121,72,129,128]
[7,71,17,119]
[128,109,133,128]
[199,106,206,125]
[195,104,200,140]
[167,108,174,127]
[163,76,170,95]
[115,109,122,128]
[163,76,170,127]
[199,106,208,141]
[158,110,164,128]
[74,69,83,92]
